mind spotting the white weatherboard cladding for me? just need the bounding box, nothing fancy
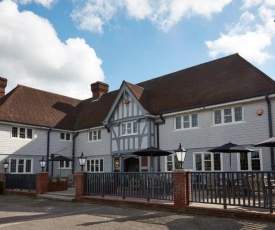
[75,129,110,158]
[158,99,273,171]
[0,123,47,157]
[50,131,73,158]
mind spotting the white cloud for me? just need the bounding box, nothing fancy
[206,3,275,64]
[14,0,58,9]
[0,0,104,99]
[71,0,232,33]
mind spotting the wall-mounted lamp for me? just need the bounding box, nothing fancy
[3,160,9,173]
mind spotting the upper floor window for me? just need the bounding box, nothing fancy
[214,106,243,125]
[121,121,138,136]
[60,132,71,141]
[86,158,104,172]
[175,114,198,130]
[11,127,33,139]
[238,150,261,171]
[88,130,101,141]
[193,152,221,171]
[10,158,32,173]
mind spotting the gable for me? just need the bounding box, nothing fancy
[103,82,149,124]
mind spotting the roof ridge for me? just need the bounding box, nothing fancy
[137,53,239,85]
[124,81,145,90]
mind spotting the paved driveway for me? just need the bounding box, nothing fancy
[1,195,275,230]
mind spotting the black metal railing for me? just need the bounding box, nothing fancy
[5,174,36,191]
[190,171,275,213]
[84,172,173,201]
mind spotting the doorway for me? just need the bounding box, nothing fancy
[124,157,139,172]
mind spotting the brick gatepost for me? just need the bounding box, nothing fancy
[173,169,192,211]
[36,172,48,194]
[75,172,84,201]
[0,173,6,192]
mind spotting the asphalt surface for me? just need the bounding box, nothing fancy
[1,195,275,230]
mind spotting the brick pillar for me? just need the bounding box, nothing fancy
[173,169,191,210]
[36,172,48,194]
[0,173,6,193]
[75,172,84,201]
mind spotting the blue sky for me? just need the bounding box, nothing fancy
[0,0,275,99]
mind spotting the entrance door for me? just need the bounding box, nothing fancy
[124,157,139,172]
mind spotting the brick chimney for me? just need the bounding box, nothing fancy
[0,77,7,98]
[91,81,109,100]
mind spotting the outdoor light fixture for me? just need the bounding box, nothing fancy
[3,159,9,173]
[114,159,120,168]
[78,152,87,171]
[39,156,46,172]
[174,143,187,169]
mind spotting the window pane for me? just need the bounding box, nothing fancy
[66,133,70,140]
[93,131,97,140]
[213,154,221,171]
[240,152,248,170]
[87,160,90,171]
[60,133,65,140]
[252,159,261,171]
[10,159,16,172]
[89,132,92,141]
[121,124,126,135]
[127,123,131,134]
[204,154,211,171]
[235,107,242,122]
[98,130,101,140]
[18,159,24,173]
[12,127,18,137]
[20,128,25,138]
[192,114,198,127]
[214,110,221,124]
[26,160,31,172]
[60,161,64,168]
[195,154,202,171]
[27,129,33,139]
[224,108,232,123]
[183,115,190,128]
[65,161,70,168]
[175,117,181,129]
[100,159,103,172]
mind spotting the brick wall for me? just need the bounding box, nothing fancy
[0,173,5,192]
[75,172,84,201]
[36,172,48,194]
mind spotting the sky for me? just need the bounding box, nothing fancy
[0,0,275,100]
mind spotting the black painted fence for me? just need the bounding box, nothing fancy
[5,174,36,191]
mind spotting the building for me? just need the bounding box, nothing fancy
[1,53,275,176]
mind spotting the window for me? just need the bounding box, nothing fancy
[175,114,198,130]
[86,159,104,172]
[166,155,176,171]
[59,161,71,169]
[88,130,101,141]
[239,150,261,171]
[60,132,71,141]
[213,106,243,125]
[9,158,32,173]
[11,127,33,139]
[121,121,138,136]
[193,152,221,171]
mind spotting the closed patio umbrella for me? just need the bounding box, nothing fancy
[208,142,251,171]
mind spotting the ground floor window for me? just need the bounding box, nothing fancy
[193,152,221,171]
[10,158,32,173]
[59,161,72,169]
[238,150,261,171]
[86,158,104,172]
[166,155,176,171]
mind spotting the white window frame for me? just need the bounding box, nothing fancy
[193,152,223,171]
[174,113,198,130]
[86,158,104,172]
[213,106,244,125]
[88,129,101,142]
[120,121,138,136]
[58,161,72,169]
[60,132,71,141]
[237,149,262,171]
[9,158,33,174]
[165,155,176,172]
[11,127,33,139]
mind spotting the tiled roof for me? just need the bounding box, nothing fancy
[0,85,80,129]
[1,54,275,130]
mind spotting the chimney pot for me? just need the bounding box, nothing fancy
[0,77,7,98]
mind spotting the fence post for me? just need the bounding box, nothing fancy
[0,173,6,194]
[75,172,84,201]
[36,172,48,194]
[173,169,191,211]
